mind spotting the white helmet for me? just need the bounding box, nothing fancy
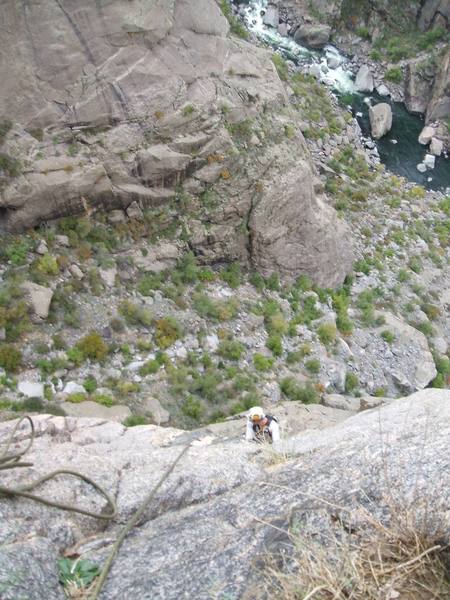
[248,406,265,421]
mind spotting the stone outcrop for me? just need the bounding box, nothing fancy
[369,103,393,139]
[427,47,450,122]
[418,0,450,31]
[249,162,353,288]
[0,0,353,288]
[0,389,448,599]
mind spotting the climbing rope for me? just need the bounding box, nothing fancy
[90,443,190,600]
[0,415,190,599]
[0,415,116,520]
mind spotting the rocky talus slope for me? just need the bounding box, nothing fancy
[0,389,449,599]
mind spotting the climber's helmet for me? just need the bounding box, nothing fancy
[248,406,265,422]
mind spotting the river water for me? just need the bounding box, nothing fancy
[233,0,450,191]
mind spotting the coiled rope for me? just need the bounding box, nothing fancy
[0,415,116,519]
[0,415,190,599]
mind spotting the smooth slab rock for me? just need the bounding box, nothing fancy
[355,65,374,92]
[61,401,131,421]
[0,392,449,599]
[369,103,393,139]
[20,281,53,320]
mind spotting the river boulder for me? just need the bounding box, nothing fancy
[430,137,444,156]
[369,103,393,139]
[418,125,436,144]
[263,4,279,28]
[355,65,374,92]
[294,24,331,48]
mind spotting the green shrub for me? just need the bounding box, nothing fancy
[305,358,321,374]
[431,356,450,388]
[0,118,12,144]
[265,273,280,291]
[253,353,274,371]
[381,330,395,344]
[249,272,265,291]
[221,263,242,289]
[0,153,21,176]
[154,316,183,349]
[373,387,386,397]
[123,415,150,427]
[412,320,434,337]
[83,376,97,393]
[280,378,319,404]
[408,256,422,274]
[266,334,283,357]
[139,359,160,376]
[3,238,31,266]
[317,323,337,346]
[119,300,153,327]
[385,67,403,84]
[193,293,238,321]
[356,26,370,40]
[35,254,59,275]
[66,392,88,403]
[272,53,288,80]
[0,344,22,372]
[182,396,204,420]
[66,347,84,366]
[219,0,248,39]
[76,332,109,362]
[110,317,125,332]
[336,313,354,335]
[137,272,164,295]
[345,372,359,393]
[218,339,245,361]
[93,393,115,407]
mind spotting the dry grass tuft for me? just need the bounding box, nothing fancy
[265,501,450,599]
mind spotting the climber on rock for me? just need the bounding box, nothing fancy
[245,406,280,443]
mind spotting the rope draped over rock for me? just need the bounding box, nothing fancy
[0,415,117,520]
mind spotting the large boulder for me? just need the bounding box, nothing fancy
[369,103,393,139]
[294,24,331,48]
[248,161,354,288]
[20,281,53,320]
[354,65,374,92]
[0,390,448,598]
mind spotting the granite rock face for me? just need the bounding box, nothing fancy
[0,390,449,599]
[0,0,353,288]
